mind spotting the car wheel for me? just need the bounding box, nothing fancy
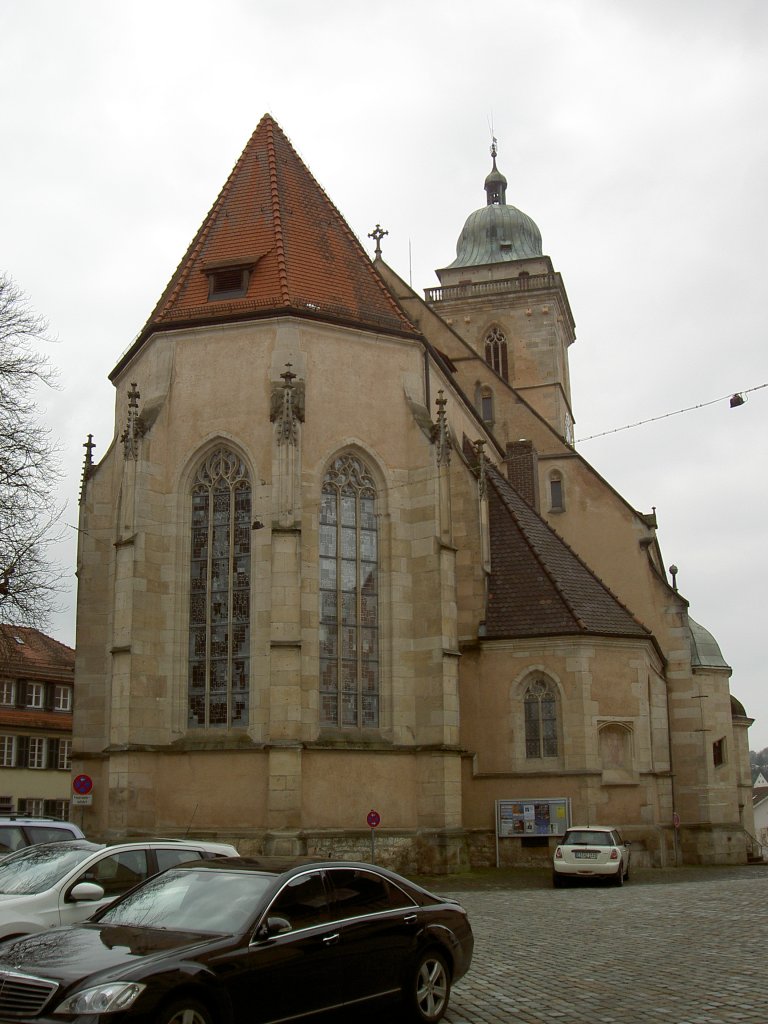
[612,866,624,887]
[553,871,564,888]
[155,999,213,1024]
[404,949,451,1023]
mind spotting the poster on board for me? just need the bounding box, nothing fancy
[496,798,569,838]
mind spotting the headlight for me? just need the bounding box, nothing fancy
[53,981,146,1015]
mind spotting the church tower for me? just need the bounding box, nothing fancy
[426,143,576,447]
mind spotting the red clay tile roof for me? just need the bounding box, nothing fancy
[0,626,74,682]
[0,709,72,732]
[113,115,418,377]
[485,468,651,640]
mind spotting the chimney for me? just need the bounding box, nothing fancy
[506,440,540,511]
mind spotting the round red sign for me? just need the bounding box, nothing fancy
[366,809,381,828]
[73,774,93,795]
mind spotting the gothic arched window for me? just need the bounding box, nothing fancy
[484,326,509,381]
[524,678,559,758]
[319,454,379,730]
[188,447,251,729]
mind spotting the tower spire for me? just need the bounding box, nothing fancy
[485,137,507,206]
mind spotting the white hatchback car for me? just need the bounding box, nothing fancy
[0,837,238,939]
[553,826,631,887]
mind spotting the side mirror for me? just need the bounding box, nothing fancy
[256,916,292,941]
[69,882,106,903]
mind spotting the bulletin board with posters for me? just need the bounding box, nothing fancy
[495,798,570,865]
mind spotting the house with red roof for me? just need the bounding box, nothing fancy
[0,626,74,819]
[72,117,754,868]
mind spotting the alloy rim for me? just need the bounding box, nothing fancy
[416,957,448,1019]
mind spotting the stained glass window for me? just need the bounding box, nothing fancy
[188,447,251,728]
[524,678,558,758]
[319,455,379,729]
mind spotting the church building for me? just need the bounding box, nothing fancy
[73,115,755,870]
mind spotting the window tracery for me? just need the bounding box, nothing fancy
[319,454,379,730]
[188,447,251,728]
[484,326,509,381]
[524,677,559,758]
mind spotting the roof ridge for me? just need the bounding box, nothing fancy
[264,116,291,305]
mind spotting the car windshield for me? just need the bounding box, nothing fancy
[563,831,613,847]
[97,867,274,933]
[0,842,100,894]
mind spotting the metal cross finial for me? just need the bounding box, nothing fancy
[368,224,388,258]
[491,136,498,161]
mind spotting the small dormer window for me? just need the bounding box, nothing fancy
[203,259,258,302]
[208,268,250,301]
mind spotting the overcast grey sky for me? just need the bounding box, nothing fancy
[2,1,766,745]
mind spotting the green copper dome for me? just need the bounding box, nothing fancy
[447,146,542,269]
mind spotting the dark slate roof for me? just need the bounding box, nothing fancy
[485,467,651,641]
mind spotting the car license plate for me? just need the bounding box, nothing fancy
[574,850,598,859]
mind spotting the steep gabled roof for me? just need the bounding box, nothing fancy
[112,115,418,378]
[0,625,75,680]
[485,467,651,641]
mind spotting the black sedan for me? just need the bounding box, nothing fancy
[0,857,473,1024]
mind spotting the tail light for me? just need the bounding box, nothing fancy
[610,849,619,860]
[555,847,563,860]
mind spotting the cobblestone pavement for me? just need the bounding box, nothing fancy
[336,866,768,1024]
[438,867,768,1024]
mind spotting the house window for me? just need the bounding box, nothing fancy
[58,739,72,771]
[26,684,44,709]
[713,737,726,767]
[549,471,564,512]
[319,454,379,730]
[27,737,46,769]
[54,685,72,712]
[21,798,44,816]
[0,682,14,705]
[188,447,251,729]
[484,326,509,381]
[524,678,559,758]
[0,737,15,768]
[46,799,70,820]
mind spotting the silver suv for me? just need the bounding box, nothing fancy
[0,837,239,938]
[0,817,85,855]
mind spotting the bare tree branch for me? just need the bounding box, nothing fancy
[0,273,65,628]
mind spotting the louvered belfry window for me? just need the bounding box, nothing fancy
[319,455,379,729]
[188,447,251,728]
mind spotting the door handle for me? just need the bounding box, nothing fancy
[322,932,340,946]
[404,914,417,925]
